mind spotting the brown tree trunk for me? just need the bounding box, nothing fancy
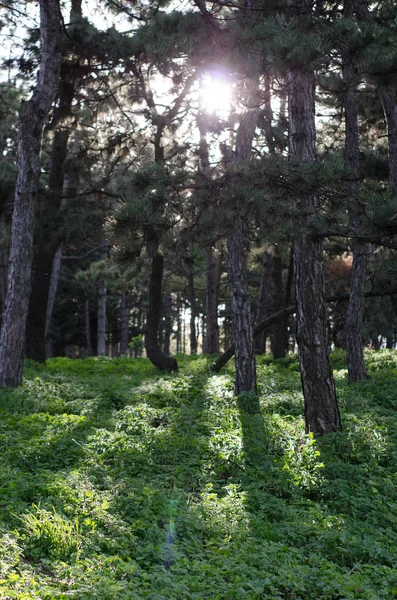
[44,244,62,358]
[227,215,257,394]
[255,248,272,353]
[287,0,341,434]
[343,0,368,383]
[145,252,177,370]
[271,246,286,359]
[163,293,172,355]
[0,0,61,387]
[226,66,259,395]
[204,244,222,354]
[120,290,130,356]
[186,265,197,355]
[25,1,81,362]
[0,215,9,321]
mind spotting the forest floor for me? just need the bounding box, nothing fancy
[0,350,396,599]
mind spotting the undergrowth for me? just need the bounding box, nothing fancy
[0,350,396,599]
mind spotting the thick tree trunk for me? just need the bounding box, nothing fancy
[25,1,81,362]
[287,0,341,433]
[120,290,130,356]
[227,68,259,395]
[204,244,221,354]
[255,249,272,353]
[44,244,62,358]
[227,215,257,394]
[0,0,61,387]
[145,252,177,370]
[343,0,368,383]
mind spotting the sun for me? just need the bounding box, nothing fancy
[199,73,232,116]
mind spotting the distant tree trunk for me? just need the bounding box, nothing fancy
[283,247,294,354]
[287,0,341,434]
[44,244,62,358]
[186,266,197,355]
[204,244,222,354]
[119,290,130,355]
[380,89,397,195]
[145,251,177,370]
[271,246,285,359]
[255,249,273,353]
[343,0,368,384]
[97,277,107,357]
[0,0,61,387]
[84,298,92,357]
[163,293,172,355]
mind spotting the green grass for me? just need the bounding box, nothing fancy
[0,350,396,599]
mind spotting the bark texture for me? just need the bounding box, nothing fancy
[255,249,272,353]
[44,244,62,358]
[287,0,341,433]
[343,0,368,383]
[0,0,61,387]
[145,252,177,371]
[226,68,259,395]
[204,245,221,354]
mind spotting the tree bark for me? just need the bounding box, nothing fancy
[120,290,130,355]
[163,293,172,355]
[25,2,81,363]
[96,247,107,357]
[145,251,177,370]
[343,0,368,383]
[226,67,259,395]
[0,215,9,321]
[271,246,286,359]
[44,244,62,358]
[287,0,341,433]
[255,248,272,353]
[0,0,61,386]
[204,244,222,354]
[187,266,197,354]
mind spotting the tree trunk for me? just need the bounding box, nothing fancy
[255,248,272,353]
[227,64,259,395]
[84,298,92,357]
[227,215,257,394]
[283,247,294,354]
[120,290,130,355]
[145,251,177,370]
[25,0,82,362]
[0,215,9,321]
[343,0,368,383]
[0,0,61,387]
[44,244,62,358]
[186,266,197,355]
[287,0,341,433]
[379,89,397,196]
[97,266,107,357]
[163,293,172,355]
[271,246,286,359]
[204,244,222,354]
